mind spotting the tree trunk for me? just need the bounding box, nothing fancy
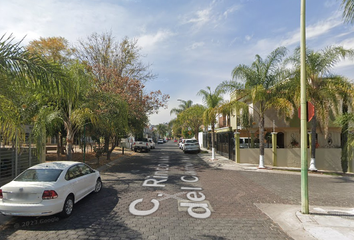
[258,115,265,168]
[341,101,348,173]
[195,126,199,140]
[66,128,74,161]
[106,137,118,160]
[106,149,112,160]
[309,114,317,171]
[104,136,109,153]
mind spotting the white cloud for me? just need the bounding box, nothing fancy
[183,8,212,29]
[281,14,342,47]
[187,41,205,50]
[223,5,241,18]
[245,35,252,41]
[0,0,129,44]
[137,29,175,50]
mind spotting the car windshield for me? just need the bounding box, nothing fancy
[186,140,197,143]
[14,169,63,182]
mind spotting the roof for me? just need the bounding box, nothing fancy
[29,161,82,170]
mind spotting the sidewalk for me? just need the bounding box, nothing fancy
[198,148,354,240]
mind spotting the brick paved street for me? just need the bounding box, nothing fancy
[1,141,353,240]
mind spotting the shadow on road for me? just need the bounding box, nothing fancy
[0,186,142,239]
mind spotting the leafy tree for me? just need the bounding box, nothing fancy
[74,32,169,137]
[169,99,194,139]
[27,37,73,64]
[74,32,156,83]
[286,46,354,171]
[26,36,72,158]
[169,118,182,139]
[177,104,205,140]
[170,99,193,116]
[231,47,293,168]
[0,34,60,153]
[25,36,98,161]
[156,124,168,139]
[44,61,96,160]
[88,91,128,160]
[197,86,224,159]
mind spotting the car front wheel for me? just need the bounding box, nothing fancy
[61,195,74,218]
[94,178,102,193]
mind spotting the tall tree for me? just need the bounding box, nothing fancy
[26,36,97,161]
[231,47,293,168]
[177,104,205,140]
[156,124,168,139]
[0,34,60,147]
[74,32,156,83]
[27,36,72,158]
[286,46,354,171]
[47,61,96,160]
[170,99,193,116]
[74,32,169,137]
[88,91,128,160]
[27,37,73,64]
[197,86,224,160]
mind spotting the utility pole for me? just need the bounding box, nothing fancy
[300,0,309,214]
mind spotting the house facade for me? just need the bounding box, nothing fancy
[200,92,349,173]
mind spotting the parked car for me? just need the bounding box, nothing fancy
[148,138,156,149]
[157,139,164,144]
[0,161,101,217]
[133,138,150,152]
[183,139,200,153]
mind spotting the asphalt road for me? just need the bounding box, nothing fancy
[0,141,353,240]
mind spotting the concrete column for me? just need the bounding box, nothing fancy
[235,132,240,163]
[272,132,277,166]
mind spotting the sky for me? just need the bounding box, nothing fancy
[1,0,354,125]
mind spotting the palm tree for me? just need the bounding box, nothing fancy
[286,46,354,171]
[50,61,96,160]
[170,99,193,116]
[177,104,206,140]
[341,0,354,23]
[197,86,224,160]
[156,124,168,139]
[231,47,293,168]
[0,34,60,145]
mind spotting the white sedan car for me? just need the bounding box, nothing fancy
[0,161,102,218]
[183,139,201,153]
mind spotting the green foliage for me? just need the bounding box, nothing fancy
[0,34,61,142]
[286,46,354,138]
[229,47,292,156]
[197,86,224,127]
[170,99,193,116]
[156,124,168,138]
[177,104,205,139]
[341,0,354,24]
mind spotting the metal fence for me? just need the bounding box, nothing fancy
[216,131,235,161]
[203,131,235,161]
[0,145,38,186]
